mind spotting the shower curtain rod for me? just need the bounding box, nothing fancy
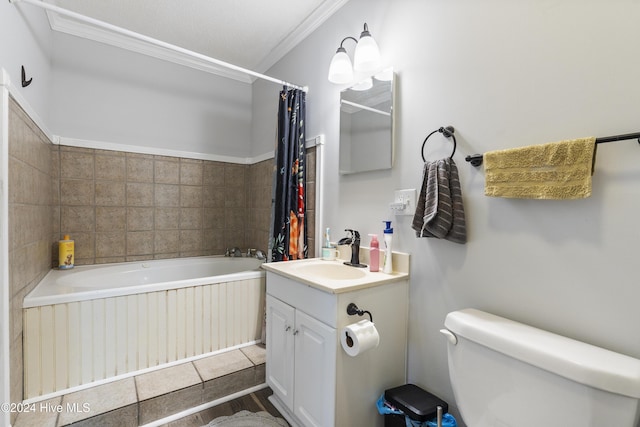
[10,0,309,92]
[464,131,640,167]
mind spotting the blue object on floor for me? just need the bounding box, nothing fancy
[377,392,457,427]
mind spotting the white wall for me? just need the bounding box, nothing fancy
[254,0,640,422]
[50,33,253,157]
[0,0,53,124]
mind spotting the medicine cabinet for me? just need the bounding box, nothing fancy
[339,68,395,174]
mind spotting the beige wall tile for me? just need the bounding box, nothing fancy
[180,186,202,207]
[61,179,94,206]
[60,150,94,180]
[155,207,180,230]
[180,159,203,185]
[155,159,180,184]
[95,154,126,181]
[126,183,154,206]
[203,161,225,186]
[180,208,202,230]
[127,155,154,183]
[179,230,202,252]
[96,207,126,231]
[155,184,180,207]
[61,206,95,232]
[155,230,180,253]
[96,232,126,258]
[126,231,154,255]
[127,207,154,231]
[95,181,126,206]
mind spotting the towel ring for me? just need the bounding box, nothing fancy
[421,126,456,162]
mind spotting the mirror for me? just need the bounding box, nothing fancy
[339,68,394,174]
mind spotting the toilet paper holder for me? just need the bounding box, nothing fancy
[346,303,373,322]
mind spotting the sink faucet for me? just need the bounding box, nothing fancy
[338,229,367,268]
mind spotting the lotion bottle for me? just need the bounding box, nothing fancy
[382,221,393,273]
[368,234,380,272]
[58,234,75,269]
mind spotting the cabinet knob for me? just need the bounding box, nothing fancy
[293,329,299,335]
[285,326,291,332]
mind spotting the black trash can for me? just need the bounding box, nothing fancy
[383,384,448,427]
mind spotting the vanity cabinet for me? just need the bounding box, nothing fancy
[266,295,336,427]
[263,256,410,427]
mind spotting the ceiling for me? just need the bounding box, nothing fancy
[45,0,350,83]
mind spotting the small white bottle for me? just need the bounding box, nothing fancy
[382,221,393,273]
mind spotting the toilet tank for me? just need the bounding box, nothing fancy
[442,309,640,427]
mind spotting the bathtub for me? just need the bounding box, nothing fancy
[22,256,266,399]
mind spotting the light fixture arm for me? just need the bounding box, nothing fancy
[337,36,358,51]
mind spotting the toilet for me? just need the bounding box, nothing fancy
[440,308,640,427]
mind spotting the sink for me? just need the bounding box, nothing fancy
[262,256,410,294]
[293,263,367,280]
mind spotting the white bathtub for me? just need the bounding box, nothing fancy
[24,256,264,308]
[23,256,266,399]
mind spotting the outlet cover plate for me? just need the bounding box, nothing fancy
[391,189,416,216]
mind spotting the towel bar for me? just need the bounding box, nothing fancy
[465,131,640,167]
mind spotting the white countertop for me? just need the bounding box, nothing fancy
[261,252,410,294]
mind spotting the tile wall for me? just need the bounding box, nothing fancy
[8,98,54,422]
[54,148,262,264]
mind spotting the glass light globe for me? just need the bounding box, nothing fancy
[353,34,381,74]
[328,48,354,84]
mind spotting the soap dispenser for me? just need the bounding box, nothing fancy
[368,234,379,272]
[382,221,393,273]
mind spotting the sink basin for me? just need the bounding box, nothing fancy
[293,263,367,280]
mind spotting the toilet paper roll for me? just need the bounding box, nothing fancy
[340,319,380,357]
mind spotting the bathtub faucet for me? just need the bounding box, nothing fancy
[225,247,243,257]
[246,248,267,260]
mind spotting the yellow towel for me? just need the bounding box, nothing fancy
[484,137,597,199]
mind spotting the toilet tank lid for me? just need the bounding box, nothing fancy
[444,309,640,399]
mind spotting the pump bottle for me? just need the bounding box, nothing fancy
[368,234,380,272]
[382,221,393,273]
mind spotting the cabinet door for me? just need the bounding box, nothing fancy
[293,310,337,427]
[266,295,295,409]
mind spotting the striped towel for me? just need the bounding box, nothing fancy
[412,158,467,244]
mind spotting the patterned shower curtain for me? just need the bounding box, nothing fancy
[270,88,307,261]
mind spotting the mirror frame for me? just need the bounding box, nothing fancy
[339,68,395,175]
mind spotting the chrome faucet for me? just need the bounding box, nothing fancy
[338,229,366,268]
[225,247,243,257]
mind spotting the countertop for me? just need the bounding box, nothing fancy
[261,252,410,294]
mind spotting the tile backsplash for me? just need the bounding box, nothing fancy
[54,147,272,265]
[53,146,317,264]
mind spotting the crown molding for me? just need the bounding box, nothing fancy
[45,0,349,84]
[253,0,350,75]
[46,10,253,84]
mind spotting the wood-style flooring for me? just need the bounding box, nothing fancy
[164,387,289,427]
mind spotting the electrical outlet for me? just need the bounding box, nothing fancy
[390,189,416,216]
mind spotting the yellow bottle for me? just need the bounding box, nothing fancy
[58,235,75,269]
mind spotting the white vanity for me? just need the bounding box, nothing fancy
[262,253,410,427]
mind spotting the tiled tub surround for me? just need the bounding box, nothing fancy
[8,98,56,423]
[54,145,317,265]
[56,147,257,265]
[23,258,265,399]
[14,345,267,427]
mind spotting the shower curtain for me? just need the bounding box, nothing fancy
[270,87,307,262]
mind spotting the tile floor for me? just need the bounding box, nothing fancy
[14,344,270,427]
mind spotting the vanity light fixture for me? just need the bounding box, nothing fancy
[328,23,381,84]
